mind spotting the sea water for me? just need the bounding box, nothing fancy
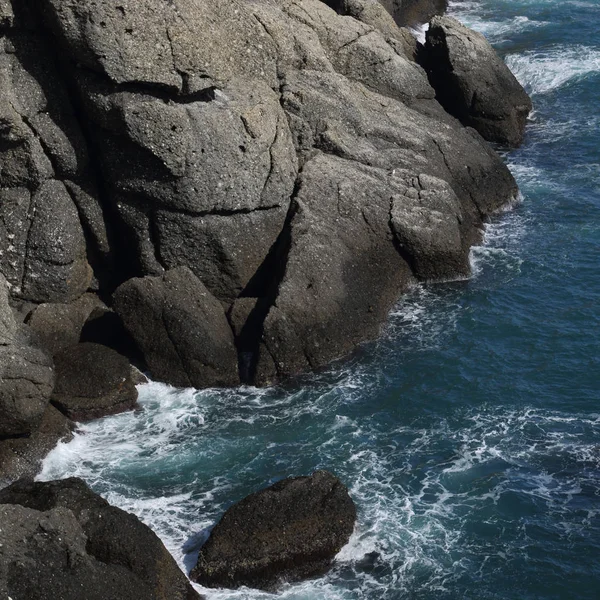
[39,1,600,598]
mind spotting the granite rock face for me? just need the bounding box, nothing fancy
[0,478,201,600]
[0,274,54,437]
[0,0,527,390]
[420,16,533,147]
[191,470,356,589]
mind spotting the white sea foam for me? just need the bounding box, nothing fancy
[505,45,600,95]
[386,285,462,352]
[448,0,550,41]
[408,22,429,44]
[39,374,600,600]
[469,206,529,280]
[462,14,548,43]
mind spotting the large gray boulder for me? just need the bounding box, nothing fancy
[0,274,54,437]
[421,16,533,147]
[51,343,138,421]
[191,471,356,590]
[0,478,201,600]
[113,267,240,388]
[262,154,415,379]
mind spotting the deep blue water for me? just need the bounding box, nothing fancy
[39,1,600,598]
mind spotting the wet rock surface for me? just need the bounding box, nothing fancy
[191,470,356,590]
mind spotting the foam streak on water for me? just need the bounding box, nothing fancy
[39,0,600,598]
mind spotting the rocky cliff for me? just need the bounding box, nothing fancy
[0,0,530,473]
[0,0,533,596]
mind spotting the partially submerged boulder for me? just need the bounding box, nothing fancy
[0,478,201,600]
[113,267,240,389]
[420,16,532,147]
[51,342,138,421]
[191,470,356,590]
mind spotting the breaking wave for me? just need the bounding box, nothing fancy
[505,45,600,95]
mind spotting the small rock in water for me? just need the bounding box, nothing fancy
[191,470,356,590]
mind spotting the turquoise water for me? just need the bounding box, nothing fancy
[39,1,600,598]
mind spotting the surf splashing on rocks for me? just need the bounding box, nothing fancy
[505,45,600,95]
[448,1,550,40]
[36,196,553,600]
[39,383,600,599]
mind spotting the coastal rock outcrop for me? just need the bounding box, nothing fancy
[0,0,527,392]
[419,16,533,147]
[191,470,356,589]
[0,477,200,600]
[51,342,138,421]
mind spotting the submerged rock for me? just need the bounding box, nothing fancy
[191,470,356,590]
[51,342,138,421]
[420,16,533,147]
[0,478,201,600]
